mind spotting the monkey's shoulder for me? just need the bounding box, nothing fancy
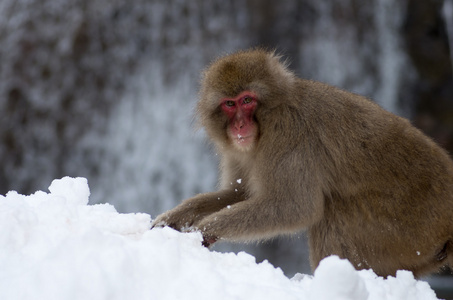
[297,79,379,108]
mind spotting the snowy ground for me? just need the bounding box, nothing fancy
[0,177,439,300]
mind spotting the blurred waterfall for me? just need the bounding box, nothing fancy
[0,0,249,212]
[0,0,415,213]
[298,0,412,115]
[89,65,216,214]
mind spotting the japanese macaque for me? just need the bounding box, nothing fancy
[152,49,453,278]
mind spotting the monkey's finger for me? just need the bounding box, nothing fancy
[150,222,165,230]
[202,236,218,248]
[150,217,172,229]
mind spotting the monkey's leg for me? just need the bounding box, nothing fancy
[152,188,246,232]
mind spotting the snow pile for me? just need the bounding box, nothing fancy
[0,177,438,300]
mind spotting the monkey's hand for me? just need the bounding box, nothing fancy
[151,205,201,232]
[152,206,220,248]
[151,196,223,232]
[152,190,246,233]
[152,208,218,247]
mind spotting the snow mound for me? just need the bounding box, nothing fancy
[0,177,438,300]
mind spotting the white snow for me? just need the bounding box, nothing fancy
[0,177,439,300]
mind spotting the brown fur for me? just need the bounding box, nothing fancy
[153,49,453,277]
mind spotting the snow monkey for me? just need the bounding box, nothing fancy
[153,49,453,278]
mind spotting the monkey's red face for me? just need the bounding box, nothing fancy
[220,91,258,151]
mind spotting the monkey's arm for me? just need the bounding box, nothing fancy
[151,188,246,231]
[191,148,326,246]
[196,187,325,245]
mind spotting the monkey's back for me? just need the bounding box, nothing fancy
[300,79,453,277]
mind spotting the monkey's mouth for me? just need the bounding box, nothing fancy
[234,134,255,148]
[236,134,251,142]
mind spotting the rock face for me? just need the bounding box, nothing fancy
[404,0,453,149]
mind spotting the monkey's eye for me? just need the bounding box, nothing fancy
[224,100,235,107]
[243,96,253,104]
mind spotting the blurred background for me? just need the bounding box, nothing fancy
[1,0,453,296]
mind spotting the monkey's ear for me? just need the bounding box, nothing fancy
[266,51,296,85]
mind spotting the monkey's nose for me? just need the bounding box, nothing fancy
[234,119,244,130]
